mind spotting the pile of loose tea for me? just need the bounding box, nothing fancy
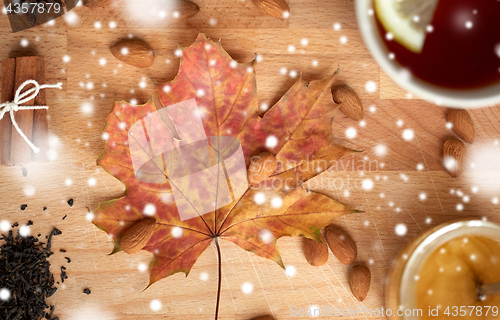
[0,226,61,320]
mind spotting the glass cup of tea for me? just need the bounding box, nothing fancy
[356,0,500,108]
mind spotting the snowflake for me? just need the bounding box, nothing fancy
[200,272,209,281]
[19,225,30,237]
[86,212,94,221]
[259,229,273,244]
[345,127,357,139]
[395,224,407,236]
[241,282,253,294]
[150,299,162,312]
[0,288,10,301]
[271,197,283,208]
[0,220,10,232]
[365,81,377,92]
[285,265,296,277]
[265,135,278,148]
[64,11,78,24]
[402,129,414,141]
[88,177,97,186]
[143,203,156,216]
[171,226,183,238]
[374,144,387,156]
[362,179,374,190]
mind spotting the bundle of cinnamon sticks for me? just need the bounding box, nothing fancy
[1,56,49,165]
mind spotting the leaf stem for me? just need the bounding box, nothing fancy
[214,236,222,320]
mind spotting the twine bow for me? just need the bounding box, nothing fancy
[0,80,62,153]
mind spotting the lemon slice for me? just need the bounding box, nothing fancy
[374,0,439,53]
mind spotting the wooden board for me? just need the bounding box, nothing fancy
[0,1,499,319]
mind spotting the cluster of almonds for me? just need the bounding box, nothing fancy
[104,1,291,70]
[303,227,371,302]
[248,151,371,302]
[329,85,373,301]
[442,109,474,178]
[330,83,475,179]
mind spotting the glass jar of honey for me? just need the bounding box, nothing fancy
[386,220,500,320]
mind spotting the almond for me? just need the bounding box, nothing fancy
[348,265,371,302]
[252,0,290,20]
[120,218,157,254]
[302,235,329,267]
[332,85,363,121]
[324,225,357,265]
[175,1,201,20]
[442,139,466,178]
[82,0,114,8]
[111,40,155,68]
[446,109,474,143]
[248,152,277,185]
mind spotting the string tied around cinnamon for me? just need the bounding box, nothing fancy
[0,79,62,153]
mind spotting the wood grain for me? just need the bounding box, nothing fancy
[0,1,499,319]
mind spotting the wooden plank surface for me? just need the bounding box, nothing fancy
[1,1,500,319]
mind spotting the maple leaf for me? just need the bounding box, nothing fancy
[94,34,359,318]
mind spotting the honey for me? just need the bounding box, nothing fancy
[416,236,500,320]
[386,220,500,320]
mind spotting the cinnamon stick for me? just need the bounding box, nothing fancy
[10,56,38,165]
[0,58,16,166]
[31,56,48,161]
